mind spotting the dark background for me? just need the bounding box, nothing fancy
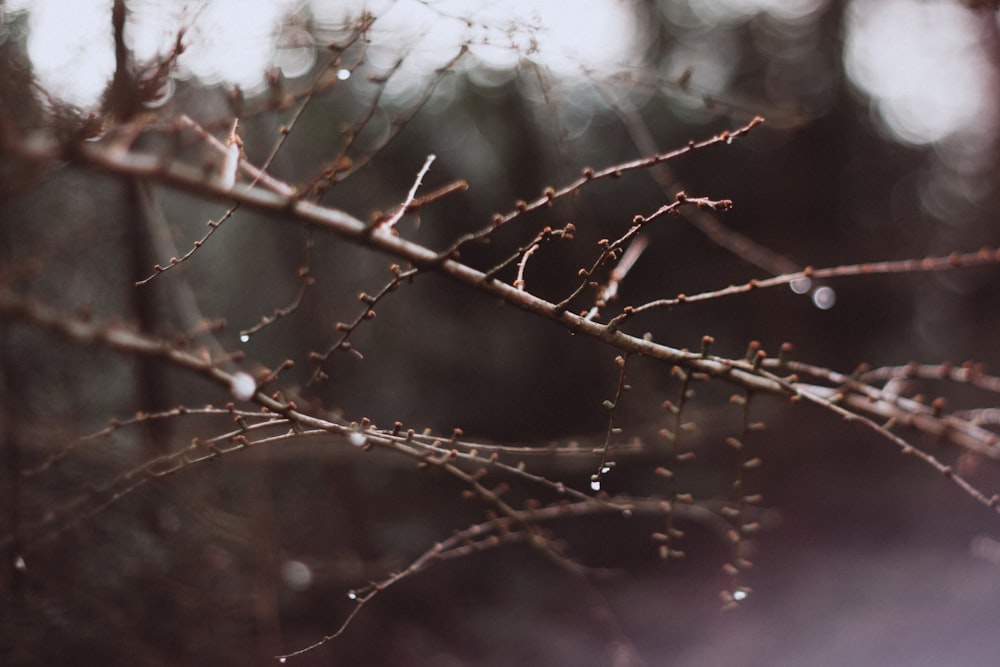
[3,1,1000,665]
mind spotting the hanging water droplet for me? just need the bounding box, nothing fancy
[279,658,287,664]
[240,333,250,343]
[337,68,351,80]
[732,589,748,602]
[229,372,256,401]
[600,465,612,474]
[789,276,812,294]
[347,590,358,600]
[348,432,367,447]
[590,476,601,491]
[812,286,836,310]
[13,555,26,571]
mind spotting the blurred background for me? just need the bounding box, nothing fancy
[3,1,1000,665]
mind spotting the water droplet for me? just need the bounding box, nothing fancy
[279,658,287,664]
[348,432,367,447]
[337,68,351,81]
[789,277,812,294]
[590,479,601,491]
[347,590,358,600]
[281,559,313,591]
[240,334,250,343]
[812,286,836,310]
[732,589,748,602]
[229,372,256,401]
[13,555,26,571]
[600,465,612,474]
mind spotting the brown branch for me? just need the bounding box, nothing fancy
[276,493,746,660]
[439,117,763,259]
[608,248,1000,330]
[8,123,1000,525]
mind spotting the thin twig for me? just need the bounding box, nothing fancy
[376,154,436,233]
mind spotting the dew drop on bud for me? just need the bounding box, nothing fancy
[230,372,256,401]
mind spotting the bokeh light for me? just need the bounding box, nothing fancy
[3,0,642,108]
[844,0,998,149]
